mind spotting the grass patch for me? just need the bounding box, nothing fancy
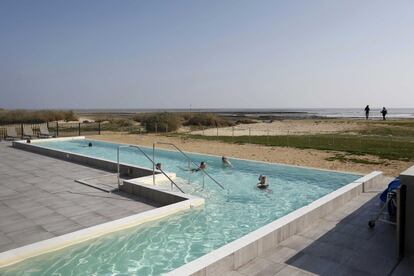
[325,153,388,165]
[355,120,414,137]
[181,133,414,161]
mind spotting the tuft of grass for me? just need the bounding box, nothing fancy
[325,153,387,165]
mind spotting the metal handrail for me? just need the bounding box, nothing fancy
[154,142,226,190]
[118,145,185,193]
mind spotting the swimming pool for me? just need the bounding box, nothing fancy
[1,139,361,275]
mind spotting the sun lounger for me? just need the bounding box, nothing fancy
[5,127,18,140]
[22,125,35,139]
[38,125,54,138]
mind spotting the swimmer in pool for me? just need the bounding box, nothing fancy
[256,175,269,189]
[155,163,162,170]
[222,156,233,167]
[192,161,207,172]
[81,142,93,147]
[179,161,207,172]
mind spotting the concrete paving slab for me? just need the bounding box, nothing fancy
[230,189,400,275]
[0,141,158,252]
[238,257,285,276]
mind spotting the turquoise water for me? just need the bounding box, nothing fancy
[1,140,360,275]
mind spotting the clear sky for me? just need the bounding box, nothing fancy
[1,0,413,109]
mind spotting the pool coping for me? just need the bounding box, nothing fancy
[166,171,384,276]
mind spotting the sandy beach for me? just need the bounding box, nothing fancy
[88,131,412,177]
[188,119,366,136]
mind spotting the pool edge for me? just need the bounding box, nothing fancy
[166,171,384,276]
[1,137,205,268]
[0,190,204,269]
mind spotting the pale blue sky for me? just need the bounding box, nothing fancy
[1,0,413,109]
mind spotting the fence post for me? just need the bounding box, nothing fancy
[21,123,24,139]
[56,122,59,137]
[166,124,168,133]
[232,126,234,139]
[155,123,158,134]
[249,128,251,143]
[287,130,289,147]
[78,123,81,136]
[332,134,335,147]
[267,129,269,144]
[202,127,205,136]
[216,127,218,139]
[98,122,101,135]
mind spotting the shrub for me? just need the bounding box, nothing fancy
[63,110,77,122]
[141,112,181,132]
[108,118,134,127]
[184,113,234,127]
[0,109,78,124]
[132,113,144,123]
[235,119,257,124]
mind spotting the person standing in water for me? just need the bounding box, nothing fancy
[381,107,388,120]
[257,175,269,189]
[364,105,370,120]
[222,156,233,167]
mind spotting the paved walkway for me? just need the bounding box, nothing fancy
[229,189,399,276]
[0,142,158,253]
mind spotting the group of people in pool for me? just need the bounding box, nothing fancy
[82,143,269,190]
[155,155,270,190]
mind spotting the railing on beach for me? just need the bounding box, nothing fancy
[0,122,101,140]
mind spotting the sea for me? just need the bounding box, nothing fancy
[75,108,414,119]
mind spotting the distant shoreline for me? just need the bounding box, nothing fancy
[74,108,414,119]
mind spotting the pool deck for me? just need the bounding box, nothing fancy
[0,141,159,253]
[228,188,400,276]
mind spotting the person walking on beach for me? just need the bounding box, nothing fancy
[381,107,388,120]
[364,105,370,120]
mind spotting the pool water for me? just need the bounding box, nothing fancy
[1,139,360,275]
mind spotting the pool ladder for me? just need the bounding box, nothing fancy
[154,142,226,191]
[117,145,185,193]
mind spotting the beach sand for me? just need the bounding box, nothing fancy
[87,131,412,177]
[188,119,366,136]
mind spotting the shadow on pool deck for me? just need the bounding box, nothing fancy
[234,192,399,276]
[0,141,159,253]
